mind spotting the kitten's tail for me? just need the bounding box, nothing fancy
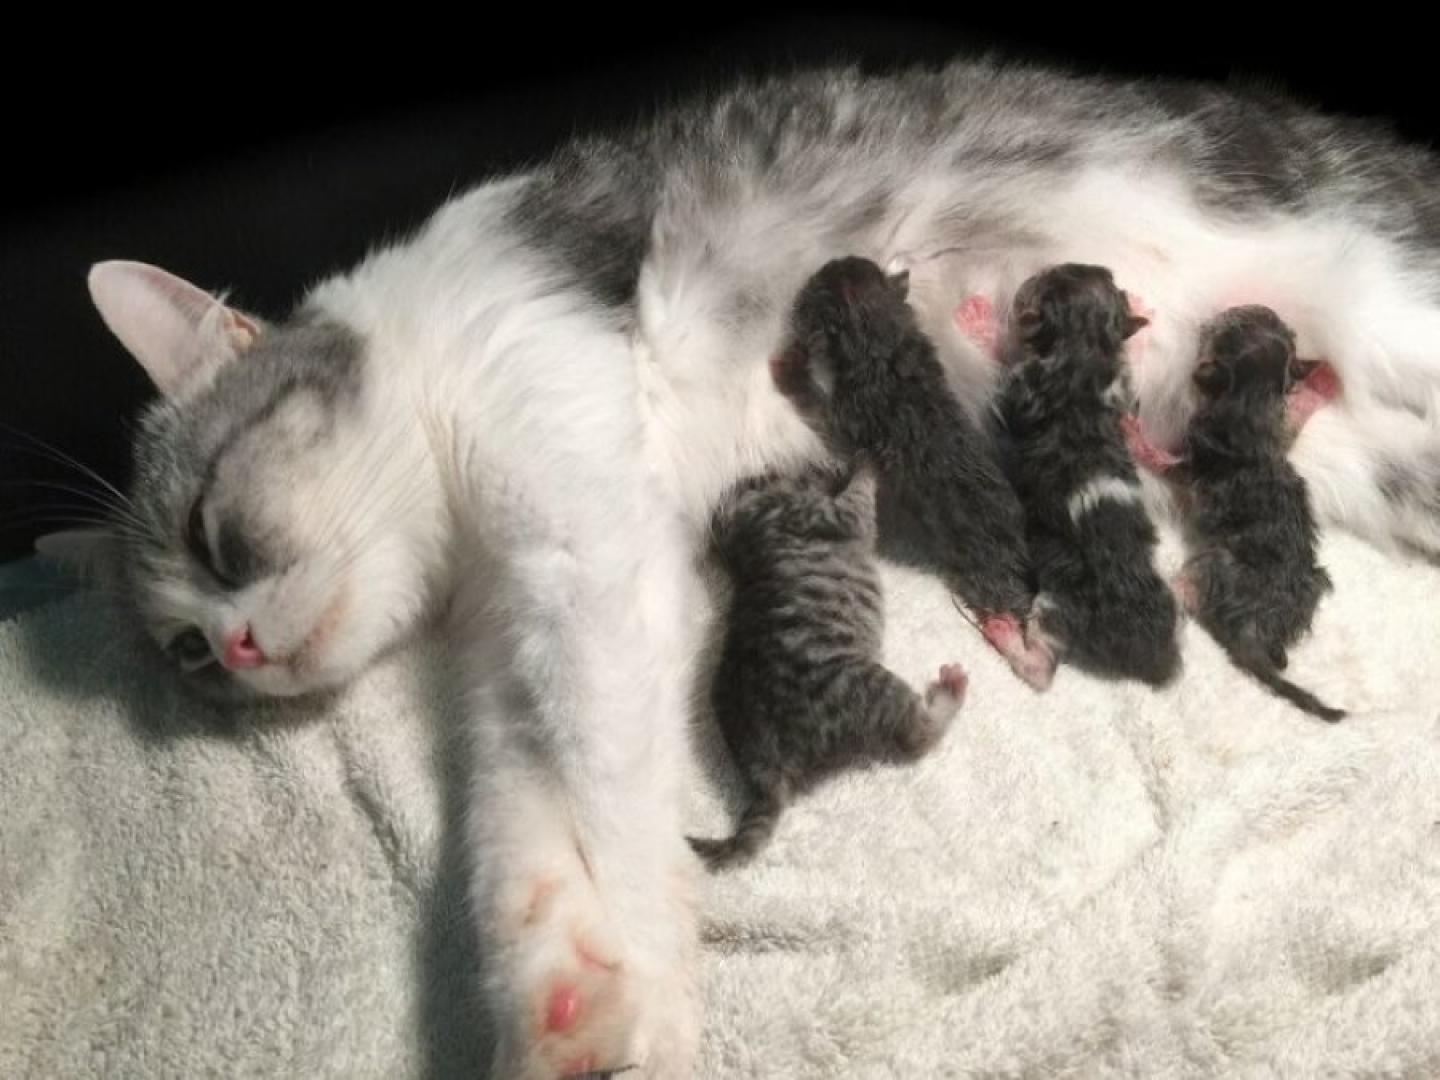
[1228,642,1345,723]
[686,790,784,872]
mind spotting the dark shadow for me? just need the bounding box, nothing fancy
[415,641,495,1080]
[9,586,335,744]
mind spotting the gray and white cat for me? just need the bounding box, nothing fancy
[689,462,965,872]
[43,61,1440,1076]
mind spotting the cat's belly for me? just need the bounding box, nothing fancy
[637,163,1424,507]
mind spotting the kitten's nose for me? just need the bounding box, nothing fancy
[222,625,266,670]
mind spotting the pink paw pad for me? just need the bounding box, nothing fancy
[955,294,1000,359]
[979,611,1022,653]
[545,984,583,1033]
[979,611,1056,691]
[936,662,969,702]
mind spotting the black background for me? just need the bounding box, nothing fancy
[1,10,1431,560]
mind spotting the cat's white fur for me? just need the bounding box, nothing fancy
[77,127,1440,1076]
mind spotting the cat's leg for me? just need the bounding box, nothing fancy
[459,510,704,1079]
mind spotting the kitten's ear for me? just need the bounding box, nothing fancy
[1123,314,1150,340]
[769,344,812,398]
[1192,359,1230,396]
[87,261,262,397]
[887,270,911,300]
[35,529,117,585]
[1290,357,1321,383]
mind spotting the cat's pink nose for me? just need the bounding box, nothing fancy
[222,626,266,670]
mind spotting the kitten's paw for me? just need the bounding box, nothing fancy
[925,663,969,718]
[491,876,644,1080]
[901,662,966,756]
[954,294,1000,361]
[979,612,1056,692]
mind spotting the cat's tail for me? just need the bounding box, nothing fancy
[1227,641,1345,723]
[686,789,784,872]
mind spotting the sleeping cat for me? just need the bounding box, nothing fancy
[689,462,965,872]
[46,60,1440,1077]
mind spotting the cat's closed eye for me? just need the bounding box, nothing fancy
[185,495,235,588]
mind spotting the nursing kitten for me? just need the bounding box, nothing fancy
[773,256,1055,689]
[997,263,1182,686]
[1177,306,1344,722]
[49,58,1440,1075]
[690,462,966,871]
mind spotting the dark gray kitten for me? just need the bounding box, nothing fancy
[1178,306,1344,722]
[689,462,967,872]
[772,256,1054,690]
[997,263,1182,687]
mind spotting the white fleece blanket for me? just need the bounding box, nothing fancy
[3,528,1440,1078]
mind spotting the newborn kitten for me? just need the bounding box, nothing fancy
[689,462,966,871]
[996,263,1182,686]
[773,256,1054,690]
[1177,305,1344,722]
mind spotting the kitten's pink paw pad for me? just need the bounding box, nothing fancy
[955,294,999,358]
[979,613,1055,692]
[933,663,969,703]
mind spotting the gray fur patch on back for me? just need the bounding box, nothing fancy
[506,140,658,309]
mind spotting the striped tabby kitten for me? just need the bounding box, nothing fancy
[690,462,967,871]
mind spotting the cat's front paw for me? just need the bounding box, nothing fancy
[490,875,644,1080]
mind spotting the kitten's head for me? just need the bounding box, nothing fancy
[41,262,442,701]
[1193,304,1304,409]
[717,460,876,549]
[771,256,914,422]
[1009,263,1147,370]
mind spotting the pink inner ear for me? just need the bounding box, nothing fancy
[769,348,806,395]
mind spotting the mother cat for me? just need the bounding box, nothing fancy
[51,61,1440,1076]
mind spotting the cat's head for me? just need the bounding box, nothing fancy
[41,262,444,701]
[1193,304,1305,407]
[1009,263,1147,371]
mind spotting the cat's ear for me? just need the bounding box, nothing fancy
[35,528,118,585]
[1123,314,1150,340]
[87,261,262,397]
[887,270,911,300]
